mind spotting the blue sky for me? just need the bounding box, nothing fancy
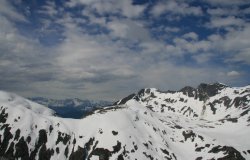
[0,0,250,100]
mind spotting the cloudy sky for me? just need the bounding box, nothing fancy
[0,0,250,100]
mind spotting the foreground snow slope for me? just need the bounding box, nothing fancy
[0,83,249,160]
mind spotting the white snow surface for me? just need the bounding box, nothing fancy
[0,85,250,160]
[0,90,55,116]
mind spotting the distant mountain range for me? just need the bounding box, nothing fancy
[0,83,249,160]
[28,97,113,118]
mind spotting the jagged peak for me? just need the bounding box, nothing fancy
[179,86,196,97]
[178,83,228,98]
[197,82,228,89]
[115,83,240,105]
[138,88,158,96]
[114,88,159,105]
[197,82,228,97]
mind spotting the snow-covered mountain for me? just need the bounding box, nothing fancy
[28,97,112,118]
[0,83,250,160]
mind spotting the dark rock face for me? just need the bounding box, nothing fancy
[64,146,69,158]
[38,129,48,145]
[182,130,196,142]
[26,136,31,144]
[30,129,48,159]
[233,95,249,108]
[0,125,54,160]
[117,154,124,160]
[115,94,136,105]
[219,118,238,123]
[14,129,20,141]
[143,152,154,160]
[112,141,121,153]
[0,126,61,160]
[220,96,232,108]
[85,137,95,151]
[56,132,71,145]
[39,144,54,160]
[208,102,217,114]
[160,148,177,160]
[138,89,146,97]
[112,131,118,136]
[69,146,86,160]
[0,108,8,123]
[5,141,14,159]
[15,137,29,159]
[198,83,227,98]
[208,145,245,160]
[0,124,13,157]
[68,138,123,160]
[90,148,111,160]
[179,83,228,100]
[179,86,196,97]
[195,146,205,152]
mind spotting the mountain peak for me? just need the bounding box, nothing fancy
[0,84,249,160]
[197,82,228,97]
[115,88,159,105]
[117,83,230,105]
[197,82,228,88]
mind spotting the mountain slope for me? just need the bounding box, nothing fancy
[0,83,250,160]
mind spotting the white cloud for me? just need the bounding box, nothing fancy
[227,71,240,77]
[204,0,248,6]
[0,14,59,97]
[65,0,97,7]
[138,62,242,91]
[173,38,211,54]
[206,25,250,65]
[231,48,250,64]
[164,27,180,33]
[0,15,39,57]
[207,8,239,16]
[55,29,137,83]
[66,0,147,18]
[207,16,245,28]
[107,21,129,38]
[38,1,59,17]
[139,41,167,57]
[183,32,199,40]
[151,1,203,17]
[82,10,106,26]
[211,26,250,52]
[107,19,151,41]
[193,53,212,63]
[0,0,249,100]
[0,0,27,22]
[151,3,168,17]
[118,1,146,18]
[243,7,250,14]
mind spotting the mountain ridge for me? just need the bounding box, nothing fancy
[0,83,249,160]
[116,82,230,105]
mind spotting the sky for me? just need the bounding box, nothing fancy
[0,0,250,101]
